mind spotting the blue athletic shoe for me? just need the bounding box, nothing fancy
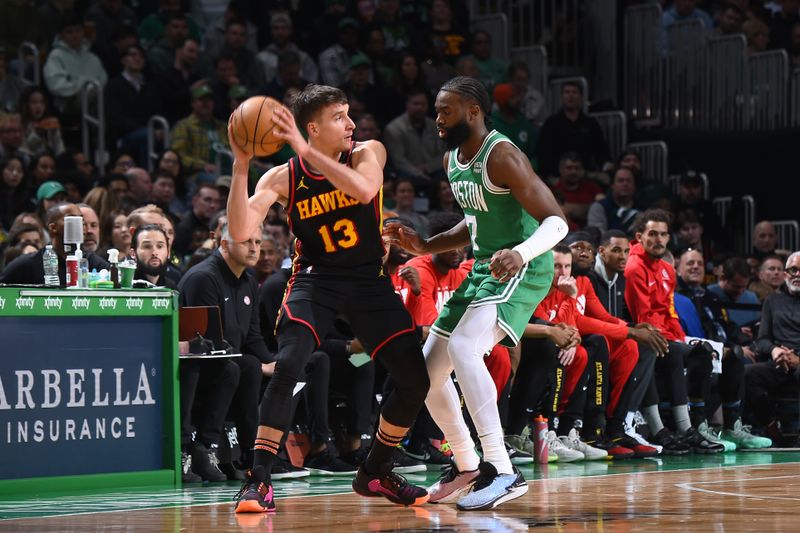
[455,462,528,511]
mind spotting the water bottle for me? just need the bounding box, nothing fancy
[43,245,60,287]
[533,415,549,464]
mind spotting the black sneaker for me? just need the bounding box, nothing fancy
[340,446,368,468]
[650,428,691,455]
[234,467,276,513]
[606,432,659,458]
[181,451,202,483]
[271,456,310,480]
[304,446,358,476]
[352,465,429,506]
[392,448,427,474]
[404,440,452,469]
[219,461,247,481]
[191,442,227,482]
[587,435,635,459]
[681,427,724,454]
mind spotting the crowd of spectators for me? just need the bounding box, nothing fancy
[0,0,798,483]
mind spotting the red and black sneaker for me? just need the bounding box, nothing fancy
[608,432,659,458]
[234,469,276,513]
[587,435,635,459]
[352,465,429,506]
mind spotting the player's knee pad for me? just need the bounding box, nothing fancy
[378,333,430,404]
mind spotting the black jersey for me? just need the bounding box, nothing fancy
[285,143,385,268]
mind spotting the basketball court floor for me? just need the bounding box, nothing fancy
[2,452,799,531]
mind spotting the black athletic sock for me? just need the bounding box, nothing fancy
[251,437,280,483]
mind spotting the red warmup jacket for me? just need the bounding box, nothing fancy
[623,241,685,342]
[534,276,629,340]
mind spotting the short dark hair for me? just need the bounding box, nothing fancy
[675,208,701,229]
[561,81,583,95]
[428,212,464,236]
[265,218,290,238]
[439,76,491,116]
[558,151,583,167]
[208,209,227,232]
[633,208,672,234]
[612,166,635,183]
[154,170,176,182]
[133,223,168,249]
[722,256,751,280]
[599,229,628,247]
[292,84,349,134]
[553,243,572,255]
[507,60,529,79]
[8,223,43,246]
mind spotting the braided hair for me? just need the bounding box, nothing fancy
[439,76,491,125]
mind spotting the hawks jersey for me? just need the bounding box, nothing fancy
[285,143,385,268]
[446,130,540,260]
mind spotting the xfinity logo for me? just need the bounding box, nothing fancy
[125,297,143,310]
[71,297,90,310]
[151,298,169,310]
[15,297,34,310]
[43,297,63,310]
[99,297,117,311]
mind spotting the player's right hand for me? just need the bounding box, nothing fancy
[628,324,668,357]
[398,266,421,296]
[550,323,580,349]
[383,222,427,255]
[558,346,577,366]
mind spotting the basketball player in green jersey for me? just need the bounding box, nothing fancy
[385,76,568,510]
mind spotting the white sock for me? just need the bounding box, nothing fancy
[447,306,513,475]
[672,405,691,434]
[422,333,480,473]
[625,411,636,428]
[642,405,664,435]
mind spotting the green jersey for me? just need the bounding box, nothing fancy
[446,130,540,260]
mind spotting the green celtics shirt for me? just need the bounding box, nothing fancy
[446,130,540,260]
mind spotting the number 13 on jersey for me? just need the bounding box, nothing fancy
[318,218,359,253]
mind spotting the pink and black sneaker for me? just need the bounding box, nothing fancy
[352,465,429,506]
[234,469,276,513]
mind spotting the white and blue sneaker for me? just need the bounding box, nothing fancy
[456,462,528,511]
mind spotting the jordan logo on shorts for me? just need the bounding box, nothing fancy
[296,177,310,191]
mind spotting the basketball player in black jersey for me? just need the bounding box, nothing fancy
[229,85,430,513]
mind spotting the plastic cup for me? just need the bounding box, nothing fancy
[119,264,136,288]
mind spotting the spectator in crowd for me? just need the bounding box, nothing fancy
[125,167,153,206]
[156,149,187,198]
[125,203,181,285]
[93,24,138,79]
[85,0,138,62]
[209,54,241,120]
[306,0,351,57]
[466,30,507,93]
[202,4,259,61]
[538,83,611,179]
[715,2,745,34]
[171,84,229,183]
[18,87,65,158]
[587,166,641,234]
[362,27,394,88]
[768,0,800,52]
[672,209,714,266]
[99,209,131,258]
[174,183,221,258]
[743,17,771,54]
[0,46,28,113]
[6,222,43,252]
[254,12,318,89]
[138,0,202,51]
[263,50,309,103]
[491,83,538,172]
[0,113,28,166]
[43,16,108,116]
[553,151,603,230]
[708,256,762,328]
[0,156,32,230]
[131,223,173,287]
[669,171,725,248]
[105,45,163,164]
[103,172,131,202]
[750,255,785,302]
[615,149,671,210]
[353,113,381,142]
[746,251,800,445]
[392,177,428,238]
[108,152,135,175]
[372,0,420,61]
[29,153,56,189]
[662,0,715,30]
[214,18,258,91]
[589,229,633,321]
[35,180,67,224]
[254,234,280,285]
[0,203,109,284]
[318,17,362,89]
[146,12,191,75]
[753,220,791,260]
[506,61,546,127]
[78,203,100,255]
[83,185,117,230]
[427,178,462,217]
[154,37,203,124]
[340,53,387,126]
[427,0,469,65]
[150,171,183,217]
[383,89,444,184]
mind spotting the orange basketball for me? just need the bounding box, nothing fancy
[230,96,286,157]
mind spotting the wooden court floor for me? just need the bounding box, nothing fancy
[2,452,799,532]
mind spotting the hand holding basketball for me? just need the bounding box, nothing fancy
[229,96,287,157]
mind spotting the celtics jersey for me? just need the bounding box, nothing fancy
[446,130,539,260]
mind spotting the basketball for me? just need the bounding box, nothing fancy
[230,96,286,157]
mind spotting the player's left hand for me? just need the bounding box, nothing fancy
[398,265,421,295]
[271,103,309,156]
[489,249,523,283]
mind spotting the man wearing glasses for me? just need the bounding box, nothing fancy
[744,252,800,447]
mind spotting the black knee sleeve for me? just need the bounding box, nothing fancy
[373,333,429,428]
